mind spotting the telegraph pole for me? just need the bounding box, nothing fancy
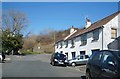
[53,31,56,53]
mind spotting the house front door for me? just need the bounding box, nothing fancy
[71,52,76,59]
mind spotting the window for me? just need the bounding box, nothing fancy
[80,55,84,59]
[65,53,68,60]
[56,44,58,48]
[92,29,99,41]
[117,51,120,58]
[71,52,76,59]
[85,55,89,59]
[80,51,85,55]
[65,41,68,48]
[60,42,62,48]
[102,51,117,71]
[71,39,75,48]
[60,51,63,54]
[90,51,102,65]
[80,34,87,46]
[111,28,117,39]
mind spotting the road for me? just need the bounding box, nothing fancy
[2,54,86,79]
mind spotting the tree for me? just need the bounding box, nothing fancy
[23,35,37,51]
[2,10,28,55]
[2,10,28,34]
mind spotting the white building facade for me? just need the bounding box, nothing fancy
[55,11,120,60]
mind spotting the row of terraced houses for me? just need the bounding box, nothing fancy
[55,11,120,60]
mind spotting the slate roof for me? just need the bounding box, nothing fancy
[56,11,120,43]
[65,11,120,40]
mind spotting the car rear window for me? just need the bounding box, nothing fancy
[117,51,120,58]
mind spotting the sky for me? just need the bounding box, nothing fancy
[2,2,119,35]
[2,0,120,2]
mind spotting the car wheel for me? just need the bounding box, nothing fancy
[64,64,67,67]
[51,61,55,66]
[86,70,92,79]
[71,62,76,67]
[0,58,2,63]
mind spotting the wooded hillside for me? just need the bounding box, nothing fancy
[22,28,75,53]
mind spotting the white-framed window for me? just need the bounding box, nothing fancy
[111,28,117,39]
[71,52,76,59]
[60,42,62,48]
[92,29,99,41]
[71,39,75,48]
[80,34,87,46]
[80,51,85,55]
[65,41,68,48]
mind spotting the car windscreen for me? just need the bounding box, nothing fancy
[54,53,66,59]
[80,55,84,59]
[85,55,89,59]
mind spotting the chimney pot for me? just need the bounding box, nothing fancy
[85,18,91,28]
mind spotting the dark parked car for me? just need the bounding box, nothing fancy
[0,51,6,62]
[86,50,120,79]
[50,52,67,66]
[2,52,6,61]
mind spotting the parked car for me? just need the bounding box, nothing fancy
[0,54,2,62]
[67,55,89,67]
[86,50,120,79]
[50,52,67,66]
[0,51,6,62]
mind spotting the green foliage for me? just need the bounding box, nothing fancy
[2,29,23,53]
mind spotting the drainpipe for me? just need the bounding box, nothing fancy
[101,26,104,50]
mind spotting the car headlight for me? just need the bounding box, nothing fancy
[54,59,58,61]
[65,60,68,62]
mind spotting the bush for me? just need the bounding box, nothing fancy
[21,51,39,55]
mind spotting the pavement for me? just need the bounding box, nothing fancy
[2,54,86,78]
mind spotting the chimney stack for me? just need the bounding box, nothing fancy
[85,18,91,28]
[70,26,75,34]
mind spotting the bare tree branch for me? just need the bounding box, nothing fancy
[2,10,29,34]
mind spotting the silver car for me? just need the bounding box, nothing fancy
[68,55,89,67]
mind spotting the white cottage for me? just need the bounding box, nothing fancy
[55,11,120,60]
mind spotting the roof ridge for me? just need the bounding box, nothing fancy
[56,11,120,42]
[64,11,120,41]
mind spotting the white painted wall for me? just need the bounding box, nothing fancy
[55,13,120,60]
[103,14,120,50]
[55,28,103,60]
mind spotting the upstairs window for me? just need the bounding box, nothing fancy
[80,34,87,46]
[71,39,75,48]
[111,28,117,39]
[56,44,58,48]
[65,41,68,48]
[92,29,99,41]
[60,42,62,48]
[80,51,85,55]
